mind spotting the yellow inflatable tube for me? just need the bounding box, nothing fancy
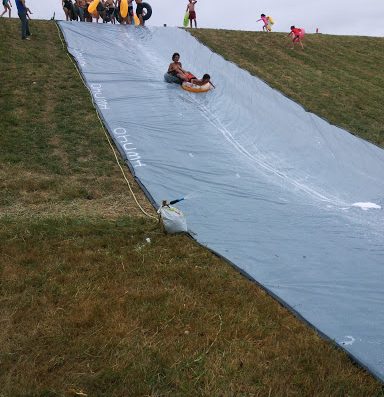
[88,0,100,13]
[120,0,128,18]
[182,82,212,93]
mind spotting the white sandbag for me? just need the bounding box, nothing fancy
[158,205,187,234]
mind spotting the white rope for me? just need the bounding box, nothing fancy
[55,22,157,220]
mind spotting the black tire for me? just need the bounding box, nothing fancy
[164,73,182,84]
[142,2,152,21]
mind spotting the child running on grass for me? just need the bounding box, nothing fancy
[186,0,197,28]
[0,0,12,18]
[288,25,304,49]
[256,13,269,32]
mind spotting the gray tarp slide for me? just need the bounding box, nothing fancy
[59,22,384,381]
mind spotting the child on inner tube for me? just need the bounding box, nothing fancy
[190,73,211,86]
[167,53,195,82]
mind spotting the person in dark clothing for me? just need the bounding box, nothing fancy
[135,0,144,25]
[62,0,74,20]
[15,0,31,40]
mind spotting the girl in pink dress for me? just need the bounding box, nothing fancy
[256,14,269,32]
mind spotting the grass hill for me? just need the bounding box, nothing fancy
[1,19,383,396]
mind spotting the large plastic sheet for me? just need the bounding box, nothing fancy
[59,21,384,381]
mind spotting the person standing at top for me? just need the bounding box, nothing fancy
[127,0,133,23]
[75,0,86,21]
[0,0,12,18]
[186,0,197,28]
[135,0,144,25]
[95,0,106,22]
[15,0,31,40]
[116,0,129,24]
[256,14,269,32]
[104,0,116,23]
[62,0,74,21]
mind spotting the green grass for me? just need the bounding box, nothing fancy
[0,19,383,396]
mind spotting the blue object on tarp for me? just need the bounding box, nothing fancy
[59,21,384,381]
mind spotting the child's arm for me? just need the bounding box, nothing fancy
[190,78,205,86]
[178,63,189,74]
[176,65,186,74]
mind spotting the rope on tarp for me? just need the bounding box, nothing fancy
[55,21,157,220]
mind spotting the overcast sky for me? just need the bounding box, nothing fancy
[25,0,384,37]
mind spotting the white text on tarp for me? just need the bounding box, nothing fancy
[113,127,146,168]
[90,83,110,110]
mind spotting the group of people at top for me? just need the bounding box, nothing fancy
[62,0,145,25]
[4,0,304,50]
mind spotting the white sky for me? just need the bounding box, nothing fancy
[24,0,384,37]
